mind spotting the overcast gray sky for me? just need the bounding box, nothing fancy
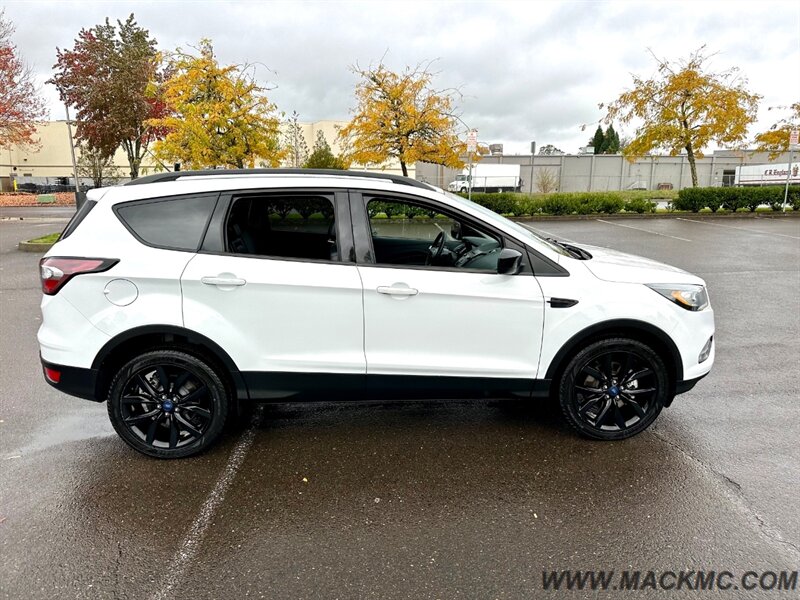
[4,0,799,154]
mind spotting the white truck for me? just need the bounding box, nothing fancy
[447,164,522,193]
[734,162,800,186]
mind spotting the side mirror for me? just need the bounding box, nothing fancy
[451,220,462,240]
[497,248,522,275]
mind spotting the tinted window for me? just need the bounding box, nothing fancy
[226,195,338,261]
[116,194,217,251]
[60,200,97,240]
[366,197,501,272]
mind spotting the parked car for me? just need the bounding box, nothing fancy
[38,169,714,458]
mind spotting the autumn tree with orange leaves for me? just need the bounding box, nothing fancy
[0,10,47,149]
[148,39,283,170]
[604,47,761,187]
[754,101,800,159]
[338,62,465,176]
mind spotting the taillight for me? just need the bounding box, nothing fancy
[44,366,61,383]
[39,257,118,295]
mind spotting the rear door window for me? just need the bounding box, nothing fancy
[225,194,338,262]
[115,194,218,251]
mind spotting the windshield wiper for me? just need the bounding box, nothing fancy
[546,238,592,260]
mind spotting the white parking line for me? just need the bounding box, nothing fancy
[677,217,800,240]
[150,409,261,600]
[596,219,692,242]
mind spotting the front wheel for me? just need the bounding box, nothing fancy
[107,350,229,458]
[559,338,668,440]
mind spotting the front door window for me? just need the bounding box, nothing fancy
[367,198,503,272]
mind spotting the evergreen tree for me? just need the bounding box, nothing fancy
[304,131,346,169]
[604,124,620,153]
[592,125,605,154]
[282,111,309,167]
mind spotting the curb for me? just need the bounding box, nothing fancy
[509,211,800,222]
[18,241,54,253]
[2,217,71,222]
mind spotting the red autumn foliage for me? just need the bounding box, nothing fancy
[48,14,167,178]
[0,10,48,148]
[0,192,76,206]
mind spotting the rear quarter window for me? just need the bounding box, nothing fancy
[60,200,97,240]
[115,194,218,251]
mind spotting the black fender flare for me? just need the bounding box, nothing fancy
[91,325,249,400]
[544,319,684,386]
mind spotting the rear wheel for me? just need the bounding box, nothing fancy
[107,350,229,458]
[559,338,668,440]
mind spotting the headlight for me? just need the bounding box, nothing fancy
[646,284,709,311]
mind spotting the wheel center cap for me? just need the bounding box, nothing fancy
[162,400,174,412]
[609,386,620,396]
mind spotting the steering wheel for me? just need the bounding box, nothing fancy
[426,231,447,265]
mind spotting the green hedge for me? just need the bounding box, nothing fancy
[451,188,800,216]
[674,186,800,212]
[455,191,657,216]
[368,200,435,219]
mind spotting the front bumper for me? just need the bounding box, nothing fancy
[675,372,709,395]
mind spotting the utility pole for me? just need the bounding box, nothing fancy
[468,153,473,202]
[466,129,478,202]
[64,104,80,195]
[784,130,799,212]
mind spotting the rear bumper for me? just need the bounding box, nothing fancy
[41,357,101,402]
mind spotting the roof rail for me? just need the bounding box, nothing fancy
[124,168,436,191]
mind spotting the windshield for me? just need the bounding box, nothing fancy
[443,191,571,257]
[455,175,467,181]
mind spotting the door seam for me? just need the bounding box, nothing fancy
[178,254,199,328]
[354,265,368,374]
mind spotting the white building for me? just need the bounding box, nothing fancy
[1,120,414,191]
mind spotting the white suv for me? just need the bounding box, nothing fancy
[38,170,714,458]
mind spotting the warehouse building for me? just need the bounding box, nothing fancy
[415,149,798,193]
[1,120,791,192]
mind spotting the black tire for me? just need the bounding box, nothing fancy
[559,338,668,440]
[107,350,229,458]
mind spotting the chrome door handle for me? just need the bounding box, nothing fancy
[377,286,418,296]
[201,276,247,287]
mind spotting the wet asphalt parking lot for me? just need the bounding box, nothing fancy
[1,208,799,599]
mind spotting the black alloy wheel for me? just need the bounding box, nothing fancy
[108,350,229,458]
[559,338,668,440]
